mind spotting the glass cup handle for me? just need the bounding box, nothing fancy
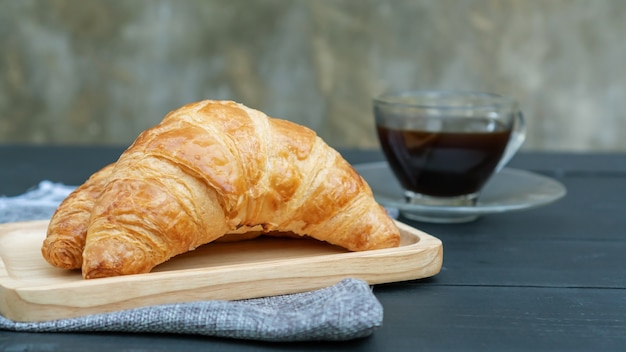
[496,110,526,172]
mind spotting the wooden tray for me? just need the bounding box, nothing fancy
[0,220,442,322]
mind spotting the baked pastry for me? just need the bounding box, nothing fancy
[42,100,400,279]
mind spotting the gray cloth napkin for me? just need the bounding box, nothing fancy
[0,181,383,341]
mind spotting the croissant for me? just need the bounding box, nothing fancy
[42,100,401,279]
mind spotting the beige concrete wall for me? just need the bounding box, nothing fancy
[1,0,625,150]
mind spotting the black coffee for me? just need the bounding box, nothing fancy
[376,124,511,197]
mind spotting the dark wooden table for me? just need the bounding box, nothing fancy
[1,145,626,351]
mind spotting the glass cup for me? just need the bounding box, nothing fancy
[373,90,526,221]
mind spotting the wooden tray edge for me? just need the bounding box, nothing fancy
[0,219,442,322]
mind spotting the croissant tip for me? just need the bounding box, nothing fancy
[81,233,158,279]
[83,268,122,280]
[41,242,83,270]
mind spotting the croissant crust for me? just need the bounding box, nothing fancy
[41,100,401,279]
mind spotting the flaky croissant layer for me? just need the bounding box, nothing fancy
[41,100,400,279]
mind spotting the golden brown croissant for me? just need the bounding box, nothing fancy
[43,100,401,279]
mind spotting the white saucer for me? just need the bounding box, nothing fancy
[354,162,567,223]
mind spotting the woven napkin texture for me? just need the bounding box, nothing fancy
[0,181,384,341]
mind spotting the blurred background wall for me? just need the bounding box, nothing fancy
[1,0,625,151]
